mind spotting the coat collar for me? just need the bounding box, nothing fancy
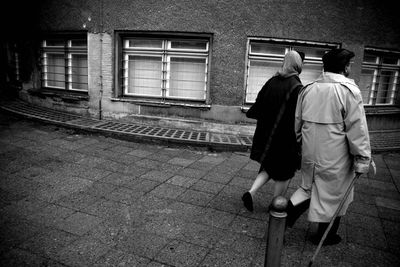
[316,72,357,87]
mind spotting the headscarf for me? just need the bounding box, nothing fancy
[275,50,303,78]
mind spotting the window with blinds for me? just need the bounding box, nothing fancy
[245,39,338,103]
[360,48,400,105]
[41,37,88,91]
[122,38,209,101]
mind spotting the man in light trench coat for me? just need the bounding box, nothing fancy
[286,48,374,246]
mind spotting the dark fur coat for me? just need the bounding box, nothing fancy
[247,75,302,181]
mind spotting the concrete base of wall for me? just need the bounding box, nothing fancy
[102,111,256,136]
[19,90,256,136]
[18,89,400,138]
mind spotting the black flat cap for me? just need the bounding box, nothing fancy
[323,48,355,73]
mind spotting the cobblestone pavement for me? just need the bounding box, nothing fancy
[0,111,399,267]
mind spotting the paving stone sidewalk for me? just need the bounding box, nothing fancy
[0,111,399,267]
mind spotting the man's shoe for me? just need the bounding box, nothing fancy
[310,234,342,246]
[242,192,253,212]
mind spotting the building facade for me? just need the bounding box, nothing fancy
[2,0,400,136]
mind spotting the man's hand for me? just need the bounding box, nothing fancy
[354,156,371,174]
[356,159,376,177]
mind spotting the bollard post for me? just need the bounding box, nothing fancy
[265,196,288,267]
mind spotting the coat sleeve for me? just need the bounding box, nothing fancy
[246,81,268,119]
[344,87,371,173]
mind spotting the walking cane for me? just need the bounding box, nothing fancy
[308,172,362,267]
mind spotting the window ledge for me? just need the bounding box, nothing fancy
[110,97,211,109]
[28,88,89,102]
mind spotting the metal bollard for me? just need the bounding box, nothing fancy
[265,196,288,267]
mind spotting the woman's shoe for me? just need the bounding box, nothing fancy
[242,192,254,212]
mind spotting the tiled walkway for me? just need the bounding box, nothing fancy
[0,103,399,266]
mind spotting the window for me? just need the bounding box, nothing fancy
[245,38,338,103]
[360,48,400,105]
[41,36,88,91]
[121,37,209,101]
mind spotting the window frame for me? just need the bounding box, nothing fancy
[41,34,88,92]
[165,54,209,100]
[115,32,212,105]
[123,53,164,97]
[360,47,400,106]
[244,37,340,105]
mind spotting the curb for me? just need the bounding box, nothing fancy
[1,99,399,153]
[0,100,251,152]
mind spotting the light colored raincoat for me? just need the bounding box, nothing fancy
[290,72,371,222]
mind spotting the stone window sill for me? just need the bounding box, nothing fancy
[28,88,89,102]
[110,97,211,109]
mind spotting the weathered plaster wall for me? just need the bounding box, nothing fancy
[14,0,400,132]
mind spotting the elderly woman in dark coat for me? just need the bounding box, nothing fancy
[242,50,304,212]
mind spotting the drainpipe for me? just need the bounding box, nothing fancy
[98,0,104,120]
